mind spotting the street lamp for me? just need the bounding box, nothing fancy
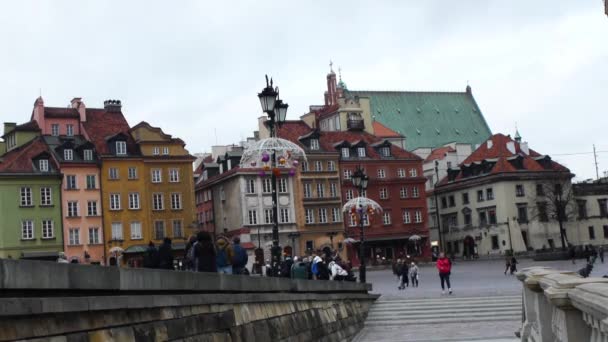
[258,75,289,276]
[352,166,369,283]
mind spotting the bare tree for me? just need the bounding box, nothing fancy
[531,177,577,250]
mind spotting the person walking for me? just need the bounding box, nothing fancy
[437,252,452,295]
[280,255,294,278]
[569,245,577,265]
[143,242,160,268]
[599,246,604,263]
[409,262,419,287]
[215,236,234,274]
[158,238,174,270]
[395,259,405,290]
[509,256,518,275]
[504,256,511,275]
[311,251,323,280]
[231,237,248,275]
[194,232,217,273]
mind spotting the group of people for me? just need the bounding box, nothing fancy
[570,244,604,264]
[504,256,518,275]
[275,249,357,281]
[392,258,419,290]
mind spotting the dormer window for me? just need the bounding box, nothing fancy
[380,146,391,157]
[64,149,73,161]
[357,147,366,158]
[341,148,350,158]
[83,149,93,161]
[310,139,320,150]
[153,147,160,155]
[116,141,127,155]
[162,147,169,155]
[51,124,59,136]
[66,124,74,136]
[39,159,49,172]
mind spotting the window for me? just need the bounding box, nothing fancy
[349,215,356,227]
[377,169,386,178]
[39,159,49,172]
[42,220,54,239]
[111,223,123,240]
[362,214,370,226]
[536,184,545,196]
[383,212,391,225]
[246,178,255,194]
[448,195,455,207]
[517,204,528,223]
[489,209,497,224]
[441,197,447,209]
[130,222,142,240]
[577,200,587,220]
[171,193,182,210]
[357,147,366,157]
[109,168,119,180]
[464,212,472,226]
[599,199,608,217]
[462,193,469,205]
[83,149,93,161]
[486,188,494,200]
[154,221,165,240]
[403,210,411,224]
[264,209,273,224]
[69,228,80,245]
[305,209,314,224]
[129,193,140,210]
[479,211,488,226]
[604,225,608,239]
[66,124,74,136]
[380,146,391,157]
[173,220,183,238]
[20,187,32,206]
[66,175,77,189]
[397,169,405,178]
[589,226,596,240]
[87,201,98,216]
[151,169,162,183]
[128,167,137,179]
[301,161,309,172]
[263,178,272,193]
[278,178,287,193]
[116,141,127,155]
[380,188,388,199]
[329,183,337,197]
[314,161,322,172]
[516,184,525,197]
[21,220,34,239]
[491,235,499,250]
[332,208,341,222]
[89,227,100,244]
[341,148,350,158]
[67,201,79,217]
[412,187,419,198]
[109,193,121,210]
[51,124,59,136]
[169,169,180,182]
[152,147,160,155]
[303,183,312,198]
[162,147,169,155]
[64,149,73,161]
[327,161,336,171]
[279,208,290,223]
[447,161,452,169]
[86,175,96,189]
[306,240,314,251]
[343,169,352,179]
[6,133,15,149]
[40,187,52,206]
[477,190,484,202]
[537,202,549,222]
[317,183,325,198]
[400,187,408,199]
[318,208,327,223]
[415,211,422,223]
[248,210,258,225]
[409,168,418,177]
[310,139,319,150]
[345,189,354,200]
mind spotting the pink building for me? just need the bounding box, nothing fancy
[33,98,105,264]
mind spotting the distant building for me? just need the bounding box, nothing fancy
[571,179,608,246]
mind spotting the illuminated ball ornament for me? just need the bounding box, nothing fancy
[263,165,271,171]
[261,152,270,163]
[293,160,299,167]
[288,169,296,176]
[250,161,257,167]
[273,168,281,177]
[259,171,266,177]
[278,157,286,165]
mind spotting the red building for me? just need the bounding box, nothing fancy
[194,157,217,235]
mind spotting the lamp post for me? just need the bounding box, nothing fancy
[258,75,289,276]
[351,166,369,283]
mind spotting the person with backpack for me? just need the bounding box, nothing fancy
[194,232,216,273]
[291,256,309,279]
[158,238,174,270]
[215,236,234,274]
[509,256,518,275]
[143,241,160,268]
[317,257,331,280]
[231,237,249,275]
[437,252,453,295]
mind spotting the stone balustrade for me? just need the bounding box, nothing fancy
[517,266,608,342]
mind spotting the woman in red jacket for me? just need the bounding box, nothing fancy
[436,252,452,295]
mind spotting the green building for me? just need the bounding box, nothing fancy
[0,122,64,260]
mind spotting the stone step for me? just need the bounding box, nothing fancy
[367,309,521,320]
[364,314,522,326]
[371,301,521,309]
[368,306,521,318]
[375,295,522,305]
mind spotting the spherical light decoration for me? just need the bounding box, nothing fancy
[293,160,299,166]
[288,169,296,176]
[250,161,257,167]
[261,152,270,163]
[259,171,266,177]
[263,165,271,171]
[279,157,286,165]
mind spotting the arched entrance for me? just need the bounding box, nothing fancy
[463,235,476,259]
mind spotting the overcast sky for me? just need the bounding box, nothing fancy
[1,1,606,180]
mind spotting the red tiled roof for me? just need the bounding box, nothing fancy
[44,107,79,118]
[424,146,456,163]
[0,137,58,173]
[82,108,139,155]
[372,121,402,138]
[315,104,340,120]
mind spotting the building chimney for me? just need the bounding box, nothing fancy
[31,96,45,129]
[506,141,516,154]
[520,142,529,155]
[71,97,87,122]
[3,122,17,135]
[258,116,270,139]
[326,71,338,105]
[103,99,122,113]
[466,84,472,95]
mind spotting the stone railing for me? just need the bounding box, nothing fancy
[0,259,377,341]
[517,266,608,341]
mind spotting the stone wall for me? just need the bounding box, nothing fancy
[516,266,608,341]
[0,259,377,342]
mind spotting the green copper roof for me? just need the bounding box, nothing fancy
[349,90,492,150]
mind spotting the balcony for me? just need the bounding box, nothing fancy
[347,119,364,131]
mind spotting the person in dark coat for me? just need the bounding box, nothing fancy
[232,237,249,275]
[143,241,160,268]
[194,232,217,273]
[509,256,518,275]
[599,246,604,263]
[158,238,174,270]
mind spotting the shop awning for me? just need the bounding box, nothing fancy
[123,245,147,254]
